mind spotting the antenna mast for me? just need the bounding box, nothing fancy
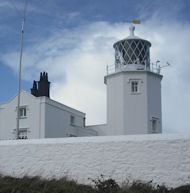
[16,0,27,139]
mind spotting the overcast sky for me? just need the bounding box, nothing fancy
[0,0,190,133]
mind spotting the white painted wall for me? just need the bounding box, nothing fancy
[0,91,96,139]
[0,134,189,188]
[105,73,125,135]
[147,73,162,133]
[86,124,107,136]
[105,70,162,135]
[123,71,148,134]
[44,97,91,138]
[0,91,45,139]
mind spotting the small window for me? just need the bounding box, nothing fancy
[18,129,27,139]
[70,115,75,126]
[152,119,157,133]
[19,107,26,118]
[131,81,138,93]
[83,118,86,127]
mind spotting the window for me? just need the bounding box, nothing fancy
[131,81,138,93]
[70,115,75,126]
[83,118,86,127]
[19,107,26,118]
[152,118,158,133]
[18,129,27,139]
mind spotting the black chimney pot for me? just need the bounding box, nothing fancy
[31,72,50,98]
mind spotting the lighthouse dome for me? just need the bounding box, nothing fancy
[113,26,151,68]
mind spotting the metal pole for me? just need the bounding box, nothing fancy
[16,0,27,139]
[16,16,25,139]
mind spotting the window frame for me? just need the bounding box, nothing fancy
[83,118,86,128]
[131,81,139,94]
[151,117,159,133]
[19,106,27,119]
[70,115,75,126]
[18,128,28,139]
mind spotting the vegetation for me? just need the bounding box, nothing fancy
[0,174,190,193]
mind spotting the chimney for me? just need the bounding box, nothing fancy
[31,80,38,97]
[31,72,50,98]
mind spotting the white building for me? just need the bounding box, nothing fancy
[89,26,163,135]
[0,73,97,140]
[0,26,163,139]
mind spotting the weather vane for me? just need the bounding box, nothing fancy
[122,19,141,24]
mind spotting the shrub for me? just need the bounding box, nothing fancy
[91,175,120,193]
[0,174,190,193]
[170,185,190,193]
[0,175,95,193]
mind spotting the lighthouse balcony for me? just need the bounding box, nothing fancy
[106,62,161,75]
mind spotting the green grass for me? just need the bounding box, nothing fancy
[0,174,190,193]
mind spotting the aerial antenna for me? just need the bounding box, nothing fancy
[150,60,171,73]
[16,0,28,139]
[157,61,171,74]
[156,60,160,68]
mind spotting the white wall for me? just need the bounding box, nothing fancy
[0,91,45,139]
[105,70,162,135]
[123,71,148,134]
[147,73,162,133]
[44,97,87,138]
[0,134,190,188]
[0,91,96,139]
[86,124,107,136]
[106,73,125,135]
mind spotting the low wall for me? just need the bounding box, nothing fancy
[0,134,190,187]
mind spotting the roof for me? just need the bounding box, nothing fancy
[113,25,151,47]
[0,90,85,116]
[0,90,36,106]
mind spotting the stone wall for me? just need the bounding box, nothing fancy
[0,134,190,187]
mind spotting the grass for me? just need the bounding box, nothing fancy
[0,174,190,193]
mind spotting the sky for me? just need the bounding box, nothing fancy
[0,0,190,134]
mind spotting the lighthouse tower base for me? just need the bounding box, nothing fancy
[105,70,162,135]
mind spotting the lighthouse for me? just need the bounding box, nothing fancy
[105,26,163,135]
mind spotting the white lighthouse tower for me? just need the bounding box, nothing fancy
[105,26,163,135]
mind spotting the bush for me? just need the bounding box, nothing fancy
[170,185,190,193]
[91,175,120,193]
[0,174,189,193]
[120,181,170,193]
[0,175,95,193]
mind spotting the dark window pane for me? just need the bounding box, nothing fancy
[131,42,136,49]
[135,49,139,56]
